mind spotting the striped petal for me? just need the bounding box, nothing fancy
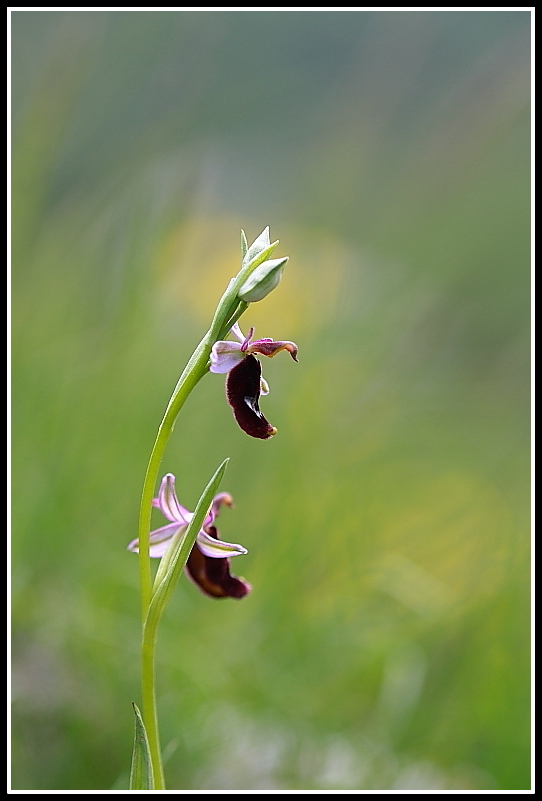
[127,521,187,558]
[196,528,248,558]
[156,474,192,523]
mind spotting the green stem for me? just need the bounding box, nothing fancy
[140,623,164,789]
[138,345,208,790]
[139,342,208,790]
[136,279,253,787]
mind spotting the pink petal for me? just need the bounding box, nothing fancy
[248,339,298,360]
[127,522,187,558]
[156,474,192,523]
[210,341,244,374]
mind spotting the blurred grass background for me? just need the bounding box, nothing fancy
[10,9,531,791]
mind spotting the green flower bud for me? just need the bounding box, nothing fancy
[238,257,289,303]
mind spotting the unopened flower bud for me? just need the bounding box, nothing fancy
[238,257,288,302]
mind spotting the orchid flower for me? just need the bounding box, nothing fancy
[128,473,250,599]
[210,323,298,439]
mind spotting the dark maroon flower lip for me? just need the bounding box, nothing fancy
[226,355,277,439]
[186,526,251,599]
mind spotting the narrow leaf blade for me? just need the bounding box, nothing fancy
[129,703,155,790]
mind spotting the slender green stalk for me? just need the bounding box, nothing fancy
[137,355,208,790]
[135,232,273,788]
[136,335,216,790]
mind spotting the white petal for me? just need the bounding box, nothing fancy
[127,522,187,558]
[149,540,179,559]
[210,341,244,374]
[196,529,248,558]
[156,474,191,523]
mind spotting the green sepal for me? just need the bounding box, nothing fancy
[240,229,248,260]
[242,227,279,273]
[129,703,155,790]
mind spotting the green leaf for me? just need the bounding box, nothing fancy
[129,703,155,790]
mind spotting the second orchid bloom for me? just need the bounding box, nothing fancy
[128,473,250,599]
[210,323,298,439]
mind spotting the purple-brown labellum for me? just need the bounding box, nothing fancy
[186,525,251,599]
[226,354,277,440]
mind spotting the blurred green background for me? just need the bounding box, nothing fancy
[11,9,531,791]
